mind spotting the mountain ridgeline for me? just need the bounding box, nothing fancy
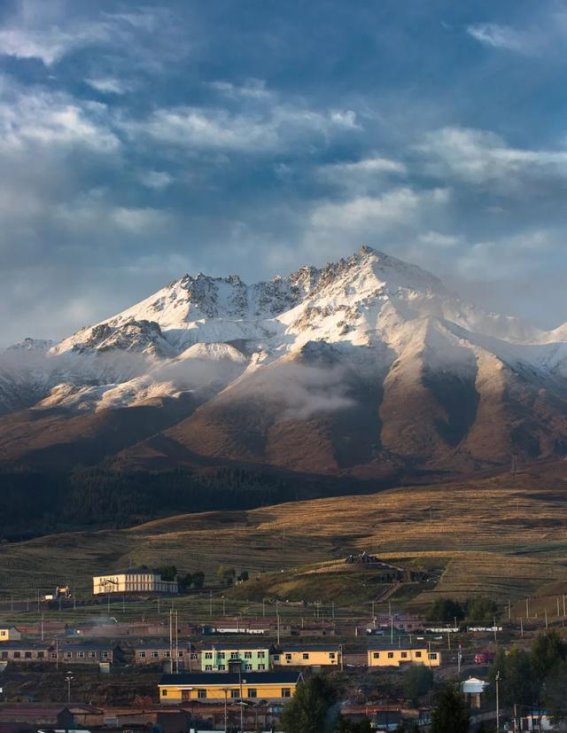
[1,246,566,533]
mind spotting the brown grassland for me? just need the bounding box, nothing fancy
[0,461,565,616]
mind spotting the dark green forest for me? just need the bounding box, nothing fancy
[0,465,379,541]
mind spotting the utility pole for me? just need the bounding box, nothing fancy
[525,597,529,619]
[277,609,281,646]
[520,617,524,638]
[65,671,74,704]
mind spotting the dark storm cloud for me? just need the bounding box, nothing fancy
[0,0,566,345]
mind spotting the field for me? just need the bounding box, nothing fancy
[0,461,566,622]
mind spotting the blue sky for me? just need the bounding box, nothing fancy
[0,0,566,343]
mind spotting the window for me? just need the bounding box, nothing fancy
[24,651,32,658]
[401,652,408,659]
[231,652,239,659]
[302,653,309,660]
[78,651,85,658]
[244,652,252,659]
[152,652,159,658]
[285,654,292,661]
[139,651,146,658]
[387,652,394,659]
[204,652,213,659]
[50,653,57,660]
[101,652,109,659]
[205,665,212,671]
[281,688,291,698]
[330,653,336,659]
[178,651,184,657]
[37,652,44,659]
[65,652,72,659]
[258,664,265,671]
[230,689,239,699]
[162,689,168,697]
[0,631,5,637]
[89,652,96,658]
[247,689,257,698]
[219,652,226,659]
[415,651,422,658]
[1,652,7,659]
[273,655,280,662]
[13,652,20,658]
[258,651,265,658]
[373,652,380,659]
[245,664,252,671]
[197,689,207,699]
[429,653,438,660]
[218,665,226,671]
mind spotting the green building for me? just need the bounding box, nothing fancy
[201,643,272,672]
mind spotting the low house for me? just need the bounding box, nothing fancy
[0,627,22,642]
[272,644,342,668]
[129,640,198,668]
[0,641,52,662]
[461,677,489,709]
[158,671,302,704]
[200,643,272,672]
[367,643,441,668]
[55,641,120,665]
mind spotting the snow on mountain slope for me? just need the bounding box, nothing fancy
[2,246,567,473]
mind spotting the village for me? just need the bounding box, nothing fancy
[0,564,565,732]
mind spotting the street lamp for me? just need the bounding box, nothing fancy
[495,670,501,733]
[65,671,74,704]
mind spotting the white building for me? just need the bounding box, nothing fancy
[93,567,178,595]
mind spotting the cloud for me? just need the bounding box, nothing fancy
[466,23,535,54]
[418,126,567,187]
[124,98,360,154]
[84,77,132,95]
[0,81,119,154]
[309,187,449,234]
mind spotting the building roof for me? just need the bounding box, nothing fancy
[159,671,302,686]
[129,639,194,650]
[275,645,341,653]
[461,678,489,694]
[0,641,52,650]
[201,642,272,651]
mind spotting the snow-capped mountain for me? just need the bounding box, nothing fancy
[1,246,567,474]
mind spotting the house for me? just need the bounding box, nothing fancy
[272,644,342,668]
[129,639,198,668]
[55,641,120,665]
[200,643,272,672]
[461,677,489,709]
[0,627,22,642]
[0,641,52,662]
[92,567,178,595]
[158,671,302,704]
[367,643,441,668]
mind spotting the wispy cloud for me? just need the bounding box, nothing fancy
[466,23,535,54]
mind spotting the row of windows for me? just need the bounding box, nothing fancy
[162,687,291,699]
[203,651,266,660]
[371,651,437,660]
[273,652,338,662]
[137,650,196,658]
[204,663,266,672]
[1,650,109,660]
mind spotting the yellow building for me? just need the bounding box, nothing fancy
[272,645,342,668]
[367,644,441,668]
[93,567,178,595]
[0,627,22,642]
[158,671,303,704]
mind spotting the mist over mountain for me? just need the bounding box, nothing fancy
[1,246,566,480]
